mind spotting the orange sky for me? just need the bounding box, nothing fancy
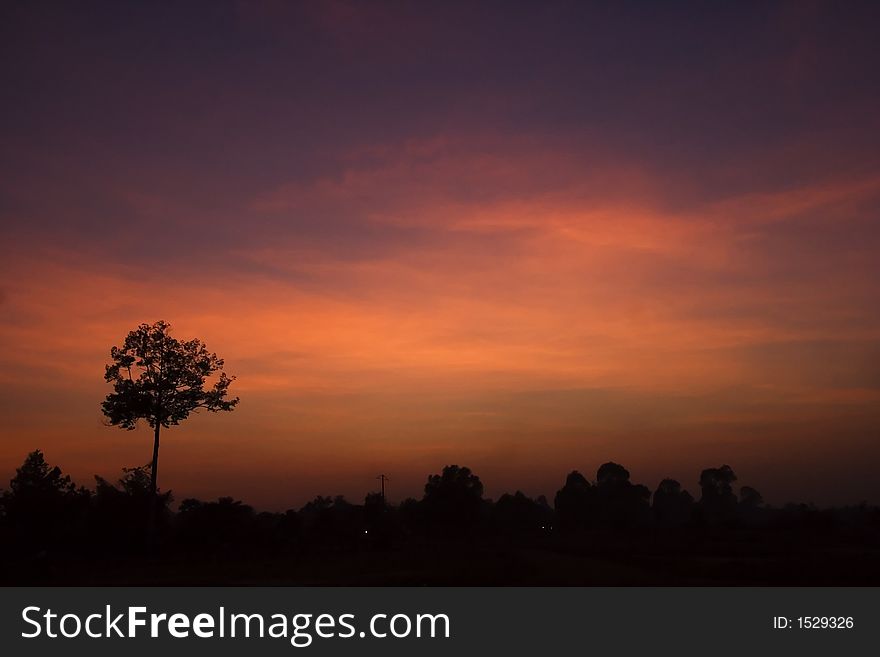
[2,2,879,507]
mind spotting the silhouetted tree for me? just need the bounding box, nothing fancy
[594,462,650,528]
[7,450,75,498]
[177,497,258,549]
[554,471,596,530]
[737,485,766,526]
[422,465,484,529]
[102,320,239,503]
[739,486,763,508]
[2,450,89,550]
[298,496,361,547]
[397,497,422,532]
[493,491,554,535]
[597,462,630,487]
[652,479,694,527]
[257,509,301,548]
[92,464,172,548]
[698,465,738,525]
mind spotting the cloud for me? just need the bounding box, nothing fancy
[4,137,878,410]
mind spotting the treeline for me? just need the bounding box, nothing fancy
[1,450,877,559]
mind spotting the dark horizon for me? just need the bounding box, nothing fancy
[0,445,870,513]
[4,448,879,586]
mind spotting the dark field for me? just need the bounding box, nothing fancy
[6,529,880,586]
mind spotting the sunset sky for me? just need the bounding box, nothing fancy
[2,1,879,508]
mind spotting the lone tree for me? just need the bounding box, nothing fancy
[102,320,239,499]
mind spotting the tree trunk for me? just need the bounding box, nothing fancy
[148,422,161,537]
[150,422,161,495]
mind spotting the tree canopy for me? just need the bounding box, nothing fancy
[102,320,238,430]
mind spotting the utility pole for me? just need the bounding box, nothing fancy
[376,474,389,502]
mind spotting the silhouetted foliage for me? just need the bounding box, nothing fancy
[594,462,651,528]
[299,495,362,548]
[2,451,879,585]
[699,465,739,525]
[258,509,301,548]
[554,471,596,530]
[8,450,76,498]
[737,485,766,526]
[652,479,694,527]
[1,450,89,551]
[422,465,485,530]
[739,486,763,508]
[363,491,397,544]
[91,464,172,548]
[102,320,239,499]
[597,462,630,487]
[397,497,422,532]
[364,491,387,511]
[177,497,259,549]
[493,491,553,535]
